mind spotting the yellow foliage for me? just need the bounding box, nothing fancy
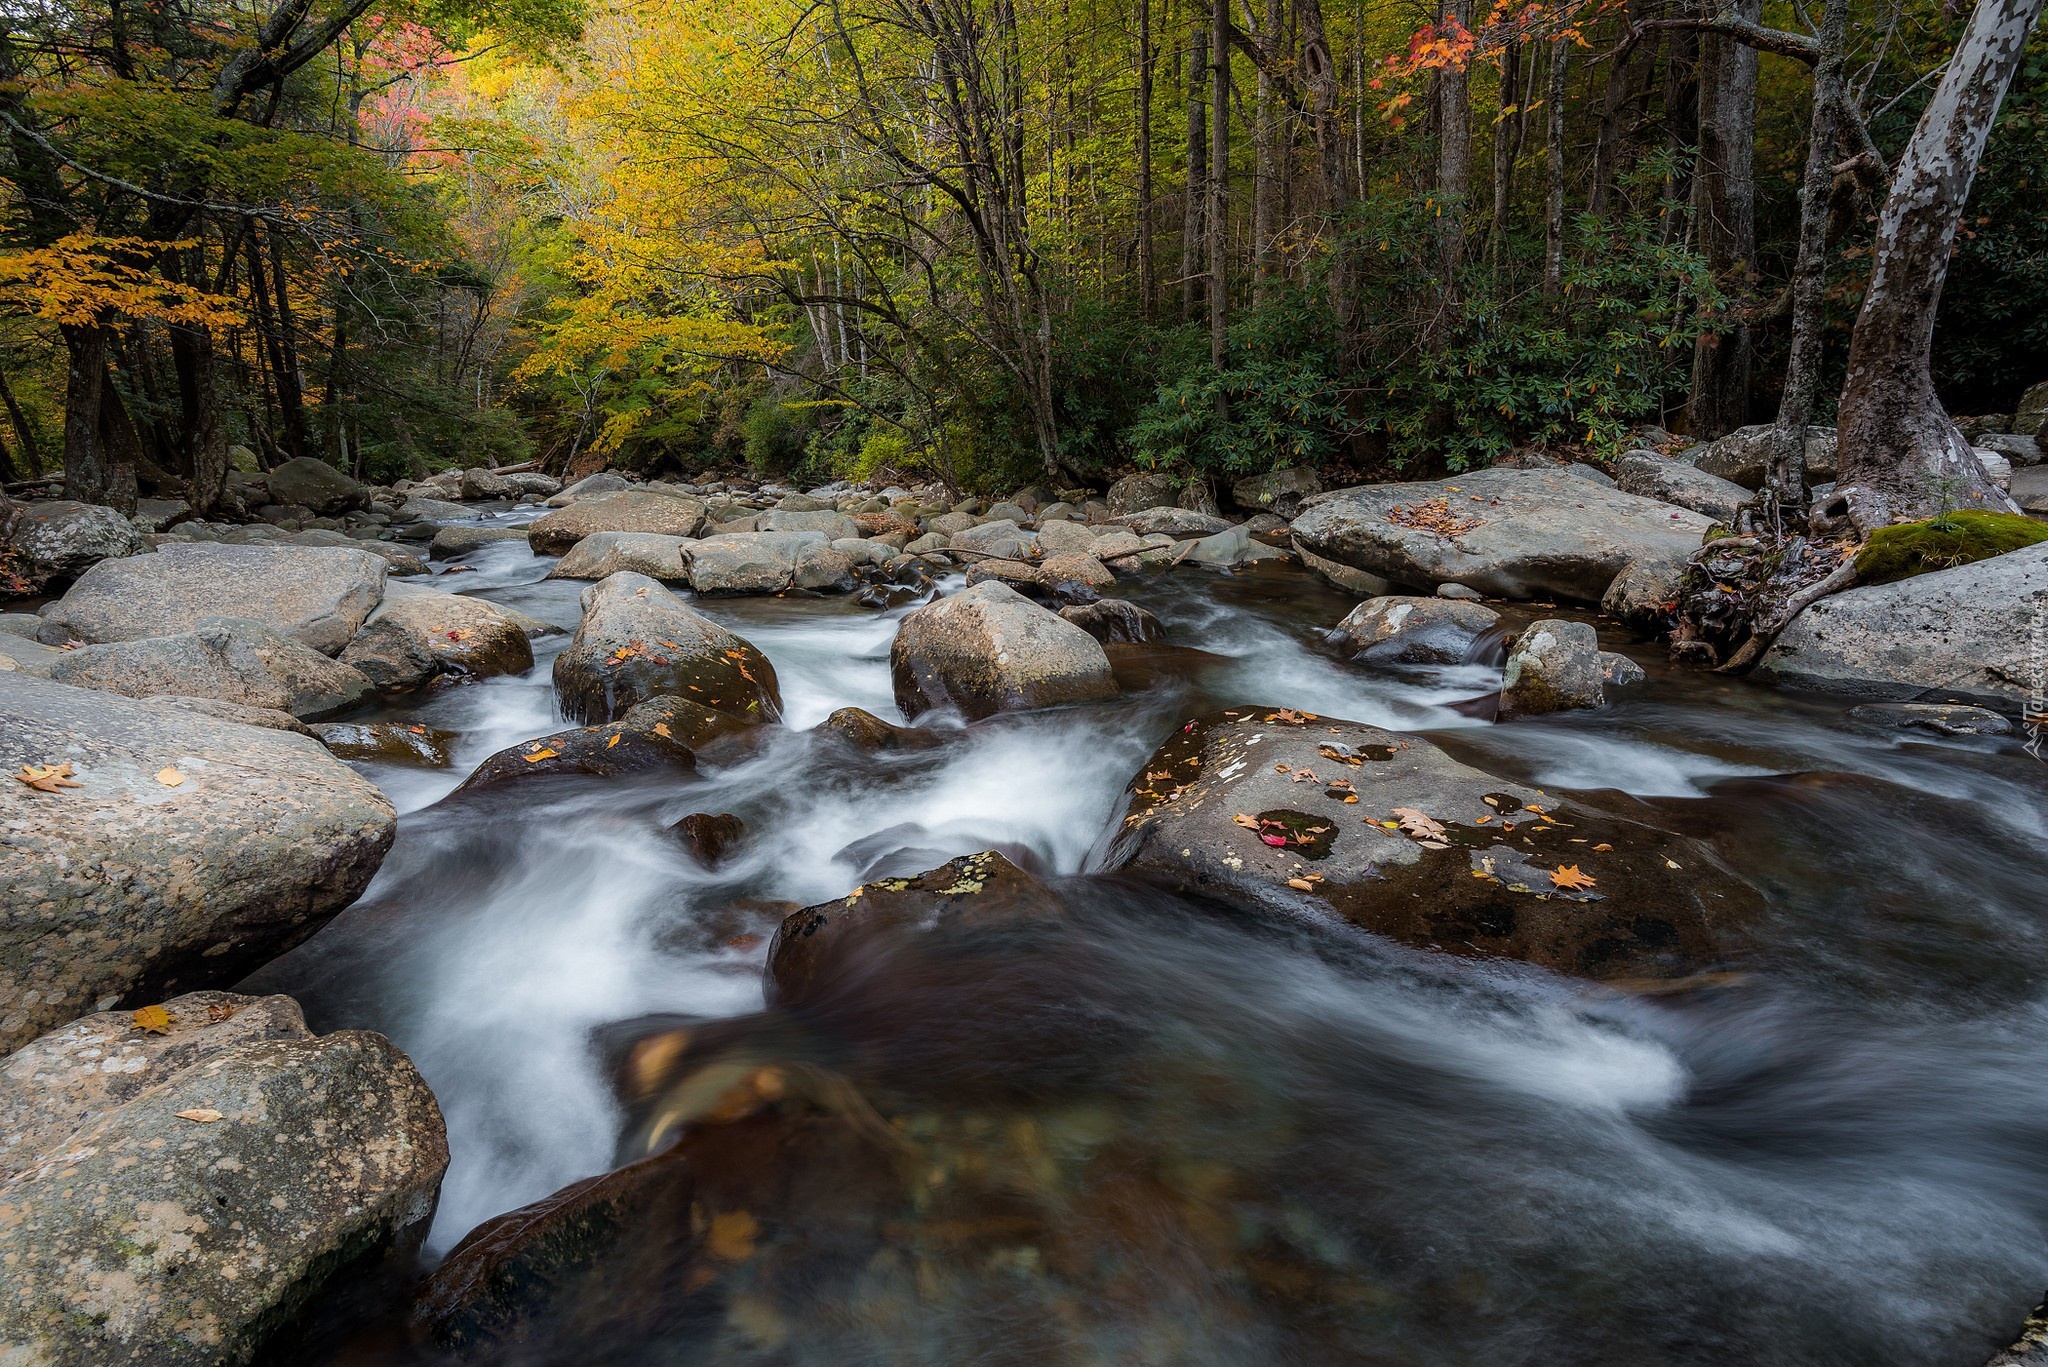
[0,233,245,329]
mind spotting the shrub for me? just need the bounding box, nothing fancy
[1853,510,2048,584]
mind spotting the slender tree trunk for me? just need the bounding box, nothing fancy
[1298,0,1358,370]
[1761,0,1851,511]
[170,323,230,514]
[1209,0,1230,368]
[59,324,136,514]
[266,227,311,463]
[0,367,42,474]
[1543,38,1569,299]
[1589,0,1650,213]
[1252,0,1282,302]
[1823,0,2042,531]
[1435,0,1471,285]
[1660,3,1700,242]
[1489,39,1523,261]
[1183,22,1209,323]
[1686,0,1759,437]
[1138,0,1156,318]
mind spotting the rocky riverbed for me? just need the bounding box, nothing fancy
[4,448,2048,1365]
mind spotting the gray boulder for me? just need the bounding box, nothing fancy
[682,531,853,595]
[1230,466,1321,518]
[397,495,471,522]
[553,572,782,724]
[1118,506,1233,538]
[758,509,859,541]
[503,472,561,497]
[311,721,458,766]
[527,490,707,554]
[2012,465,2048,517]
[1498,618,1606,718]
[1686,424,1837,489]
[1612,450,1750,523]
[263,456,367,514]
[1291,468,1713,602]
[546,531,691,582]
[950,518,1039,561]
[459,467,519,500]
[1754,543,2048,711]
[545,472,631,506]
[1030,519,1102,558]
[890,581,1119,721]
[1106,471,1179,515]
[5,501,142,584]
[1175,524,1291,569]
[0,673,395,1051]
[146,695,312,734]
[1976,432,2042,466]
[1328,595,1500,665]
[1058,599,1165,644]
[48,618,375,720]
[37,544,386,655]
[429,525,529,559]
[1847,701,2013,737]
[347,581,534,681]
[0,994,445,1367]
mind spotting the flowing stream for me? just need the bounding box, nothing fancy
[250,514,2048,1366]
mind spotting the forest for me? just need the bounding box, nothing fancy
[2,0,2043,503]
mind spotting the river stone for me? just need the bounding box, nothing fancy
[455,696,748,793]
[504,472,561,497]
[1292,468,1715,602]
[775,492,834,512]
[264,456,368,514]
[1754,544,2048,712]
[964,558,1045,591]
[546,472,632,507]
[1119,506,1233,538]
[681,531,852,595]
[758,509,859,541]
[312,720,459,766]
[139,695,313,735]
[352,582,535,680]
[289,533,427,577]
[554,572,781,724]
[950,519,1038,562]
[1329,595,1500,665]
[1684,424,1837,489]
[1498,618,1606,718]
[0,1011,445,1367]
[1176,525,1290,569]
[1979,432,2043,466]
[460,467,519,500]
[1059,599,1165,644]
[1299,544,1393,597]
[1102,707,1755,982]
[1612,450,1750,522]
[336,616,439,690]
[813,706,937,752]
[0,614,38,640]
[396,494,470,522]
[5,501,142,585]
[36,543,387,655]
[0,633,61,675]
[1231,467,1321,518]
[546,532,691,582]
[528,490,708,554]
[1846,701,2013,737]
[428,525,529,559]
[0,673,396,1051]
[672,812,745,867]
[1038,551,1116,587]
[1600,652,1648,689]
[1599,546,1691,630]
[1106,471,1179,515]
[47,617,376,721]
[1030,519,1100,559]
[890,581,1119,721]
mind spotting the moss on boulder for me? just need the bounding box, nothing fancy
[1853,511,2048,585]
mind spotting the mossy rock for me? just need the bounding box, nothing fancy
[1854,511,2048,585]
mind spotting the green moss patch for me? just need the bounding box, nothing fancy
[1854,511,2048,586]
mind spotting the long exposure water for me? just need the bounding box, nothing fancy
[249,512,2048,1366]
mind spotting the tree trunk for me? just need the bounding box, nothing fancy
[0,367,42,474]
[1823,0,2042,531]
[1542,38,1568,300]
[1660,2,1700,242]
[1761,0,1850,511]
[1489,39,1523,262]
[1183,22,1209,324]
[1252,0,1282,303]
[1209,0,1230,369]
[1297,0,1358,370]
[1436,0,1471,279]
[1138,0,1156,319]
[60,324,136,514]
[1588,0,1650,214]
[1686,0,1759,437]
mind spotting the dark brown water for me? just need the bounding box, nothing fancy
[250,525,2048,1366]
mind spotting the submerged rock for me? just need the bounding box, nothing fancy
[0,993,445,1367]
[673,812,746,867]
[48,617,376,720]
[1327,595,1499,666]
[1497,618,1606,719]
[312,720,460,766]
[553,572,782,725]
[890,581,1119,721]
[0,673,395,1052]
[1102,706,1755,982]
[813,706,936,752]
[528,490,708,554]
[456,695,749,793]
[1846,701,2013,737]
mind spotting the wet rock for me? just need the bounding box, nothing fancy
[673,812,746,867]
[1599,652,1648,689]
[1231,466,1321,518]
[1328,595,1500,666]
[1176,525,1291,569]
[48,617,376,721]
[1685,424,1836,489]
[545,531,692,581]
[36,543,387,655]
[528,490,708,554]
[812,706,935,752]
[1847,701,2013,737]
[1119,506,1233,538]
[1106,471,1179,515]
[554,572,781,724]
[336,616,440,690]
[0,672,395,1051]
[1498,618,1605,719]
[351,581,535,680]
[1754,543,2048,712]
[1612,450,1750,522]
[890,581,1119,721]
[4,501,142,585]
[312,720,459,766]
[0,998,445,1367]
[1436,582,1482,601]
[682,531,852,595]
[1599,548,1689,630]
[950,518,1038,561]
[454,696,744,793]
[1103,706,1755,982]
[1059,599,1166,644]
[1300,544,1393,597]
[1985,1296,2048,1367]
[545,471,632,506]
[428,525,530,560]
[1291,468,1714,603]
[264,456,368,514]
[963,557,1044,590]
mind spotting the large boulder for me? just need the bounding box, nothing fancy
[1328,595,1500,665]
[428,525,529,560]
[1118,506,1233,538]
[527,490,707,554]
[1230,466,1321,518]
[452,696,744,793]
[47,617,375,721]
[1105,471,1179,516]
[890,581,1119,721]
[345,581,534,681]
[1685,424,1837,489]
[0,673,395,1051]
[950,519,1038,561]
[1612,450,1750,523]
[263,456,367,515]
[2013,465,2048,518]
[1497,618,1606,718]
[553,572,781,724]
[546,531,691,582]
[1753,543,2048,711]
[757,509,860,541]
[681,531,853,595]
[1290,468,1714,602]
[4,501,141,585]
[36,544,387,655]
[1102,707,1757,982]
[0,993,445,1367]
[1175,524,1290,569]
[545,471,631,507]
[459,466,519,500]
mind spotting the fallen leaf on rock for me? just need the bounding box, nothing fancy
[174,1108,223,1124]
[606,734,622,749]
[132,1005,172,1034]
[1260,833,1288,847]
[523,747,560,763]
[13,762,81,794]
[1549,865,1598,892]
[1273,763,1291,773]
[206,1002,238,1023]
[706,1209,760,1263]
[444,628,472,642]
[1268,709,1315,724]
[1286,877,1315,891]
[155,767,186,787]
[1390,807,1450,848]
[1523,804,1545,814]
[1592,842,1613,852]
[1290,768,1320,784]
[653,722,673,738]
[1232,814,1260,829]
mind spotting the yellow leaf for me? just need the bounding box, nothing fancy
[606,734,622,748]
[524,748,560,762]
[13,762,81,794]
[156,767,186,787]
[1286,877,1314,891]
[1549,865,1598,892]
[132,1005,172,1034]
[174,1108,223,1124]
[652,723,672,738]
[705,1209,759,1262]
